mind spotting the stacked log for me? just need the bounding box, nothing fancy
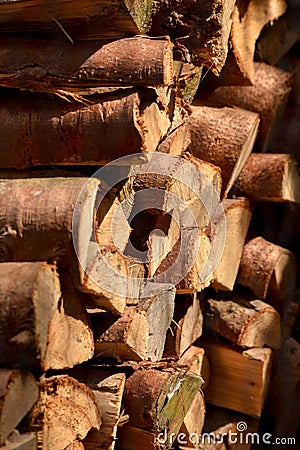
[0,0,299,449]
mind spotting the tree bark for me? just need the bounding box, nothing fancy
[212,198,252,290]
[237,236,297,308]
[232,154,300,203]
[206,298,281,349]
[150,0,236,74]
[0,262,94,371]
[123,364,202,447]
[0,370,38,445]
[220,0,287,85]
[203,343,272,418]
[208,62,293,152]
[188,106,260,196]
[0,89,171,168]
[0,36,173,93]
[70,367,126,450]
[0,0,153,39]
[29,375,101,450]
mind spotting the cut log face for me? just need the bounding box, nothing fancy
[0,36,173,93]
[29,375,101,450]
[0,370,38,445]
[206,298,281,349]
[124,366,202,447]
[0,89,171,168]
[209,62,293,152]
[0,0,153,39]
[150,0,236,74]
[0,430,37,450]
[188,106,260,196]
[237,236,297,305]
[0,262,94,371]
[232,154,300,203]
[71,367,126,450]
[221,0,287,85]
[203,343,272,418]
[212,198,252,291]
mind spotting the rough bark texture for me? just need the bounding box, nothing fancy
[0,89,170,168]
[203,343,272,418]
[237,236,297,305]
[209,62,293,152]
[0,370,38,445]
[206,298,281,349]
[220,0,287,85]
[150,0,236,74]
[188,106,260,196]
[29,375,101,450]
[0,0,153,39]
[0,36,173,93]
[0,262,94,371]
[232,154,300,203]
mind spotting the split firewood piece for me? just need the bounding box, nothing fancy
[0,177,136,314]
[93,289,175,362]
[0,89,170,168]
[206,298,281,349]
[0,262,94,371]
[0,370,38,445]
[29,375,101,450]
[264,338,300,438]
[0,0,153,39]
[178,346,210,389]
[157,122,191,156]
[201,405,259,450]
[188,106,260,196]
[65,443,85,450]
[150,0,236,74]
[0,36,173,94]
[256,11,300,66]
[203,342,272,418]
[0,430,37,450]
[209,62,293,152]
[232,154,300,203]
[164,294,203,358]
[220,0,287,85]
[237,236,297,306]
[212,198,252,291]
[117,425,160,450]
[70,367,126,450]
[123,365,203,447]
[176,64,203,104]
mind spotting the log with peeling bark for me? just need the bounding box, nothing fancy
[0,430,37,450]
[0,177,142,314]
[206,297,281,349]
[150,0,236,74]
[188,106,260,196]
[256,11,300,66]
[0,0,153,39]
[0,370,38,446]
[0,36,173,94]
[212,198,252,291]
[232,154,300,203]
[0,262,94,371]
[122,364,203,448]
[219,0,287,85]
[70,367,125,450]
[29,375,101,450]
[164,294,203,358]
[237,236,297,308]
[92,288,175,362]
[203,342,272,418]
[208,62,293,152]
[0,89,171,168]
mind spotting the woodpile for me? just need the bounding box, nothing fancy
[0,0,299,449]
